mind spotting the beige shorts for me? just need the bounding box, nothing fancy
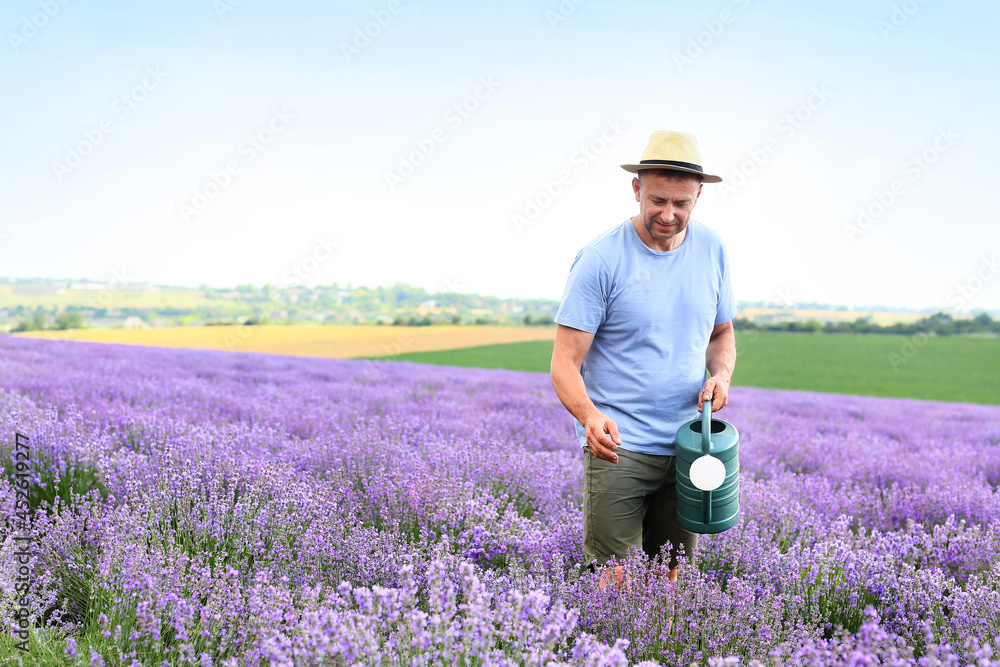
[583,446,699,569]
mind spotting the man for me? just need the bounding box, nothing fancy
[550,130,737,586]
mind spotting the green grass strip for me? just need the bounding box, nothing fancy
[366,333,1000,405]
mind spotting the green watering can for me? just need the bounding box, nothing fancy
[675,395,740,534]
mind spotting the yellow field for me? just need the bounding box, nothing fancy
[16,325,557,359]
[739,308,928,324]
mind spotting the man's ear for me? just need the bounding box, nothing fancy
[633,177,641,201]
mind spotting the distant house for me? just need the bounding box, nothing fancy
[124,316,147,329]
[416,299,442,315]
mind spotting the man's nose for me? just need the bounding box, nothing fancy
[661,205,676,222]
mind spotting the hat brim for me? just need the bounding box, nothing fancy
[620,163,722,184]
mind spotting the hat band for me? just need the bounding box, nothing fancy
[638,159,704,173]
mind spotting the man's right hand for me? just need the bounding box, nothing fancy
[551,325,622,464]
[583,411,621,463]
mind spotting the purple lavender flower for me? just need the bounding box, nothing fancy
[2,335,1000,666]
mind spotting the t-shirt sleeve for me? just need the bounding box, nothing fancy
[554,246,608,334]
[715,241,737,325]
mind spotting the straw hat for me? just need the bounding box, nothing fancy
[620,130,722,183]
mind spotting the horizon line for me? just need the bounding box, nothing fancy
[1,274,997,315]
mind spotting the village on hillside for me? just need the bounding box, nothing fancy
[1,277,996,336]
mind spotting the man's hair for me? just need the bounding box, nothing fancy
[637,169,703,187]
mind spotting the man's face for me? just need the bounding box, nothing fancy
[632,171,703,249]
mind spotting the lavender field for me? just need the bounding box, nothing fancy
[2,335,1000,666]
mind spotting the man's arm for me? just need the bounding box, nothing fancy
[550,324,622,463]
[701,319,736,413]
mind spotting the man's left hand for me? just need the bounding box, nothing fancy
[698,375,730,413]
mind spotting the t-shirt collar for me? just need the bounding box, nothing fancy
[626,216,693,256]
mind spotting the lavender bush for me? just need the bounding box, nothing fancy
[1,335,1000,666]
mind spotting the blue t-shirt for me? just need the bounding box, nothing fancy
[554,218,737,456]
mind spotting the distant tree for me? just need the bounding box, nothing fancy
[786,320,822,333]
[53,311,83,330]
[920,312,954,336]
[11,311,47,332]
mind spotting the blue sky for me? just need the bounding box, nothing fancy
[2,0,998,311]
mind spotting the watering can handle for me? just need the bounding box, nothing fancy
[702,393,713,454]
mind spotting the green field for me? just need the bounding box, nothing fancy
[377,332,1000,405]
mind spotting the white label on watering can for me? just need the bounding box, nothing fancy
[690,455,726,491]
